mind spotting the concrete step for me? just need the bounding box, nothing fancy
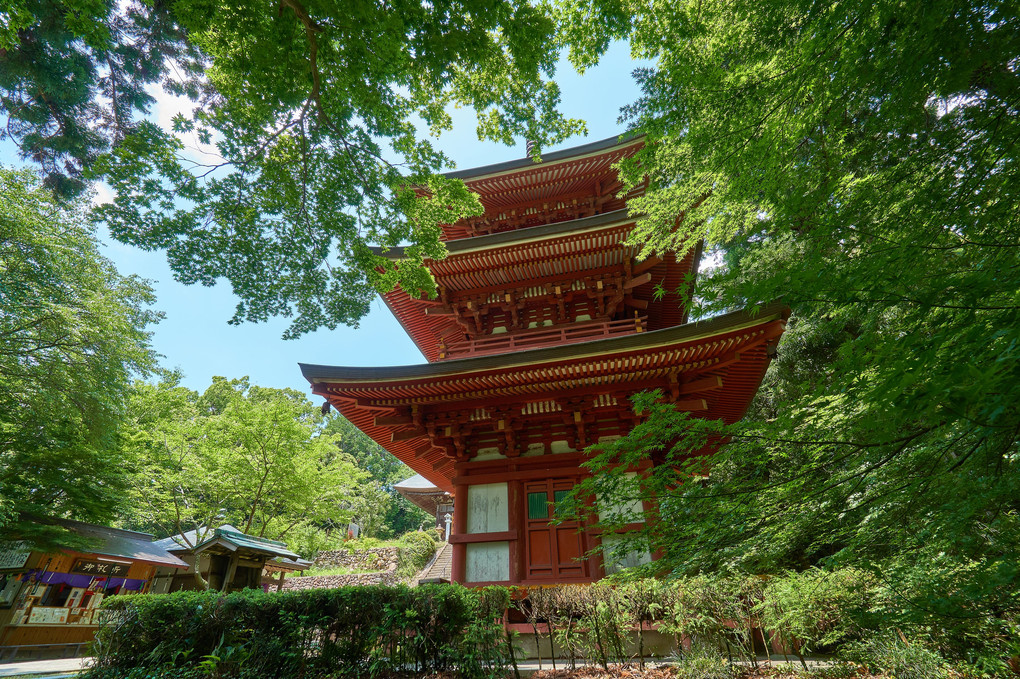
[416,542,453,584]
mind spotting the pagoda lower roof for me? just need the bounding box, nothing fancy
[301,302,788,492]
[374,209,699,362]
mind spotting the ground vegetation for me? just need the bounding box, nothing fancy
[84,574,1007,678]
[86,584,513,679]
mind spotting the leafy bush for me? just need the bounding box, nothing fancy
[672,642,735,679]
[396,530,439,578]
[84,584,512,679]
[757,568,875,655]
[658,575,758,662]
[842,634,952,679]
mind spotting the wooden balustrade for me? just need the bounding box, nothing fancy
[438,315,646,360]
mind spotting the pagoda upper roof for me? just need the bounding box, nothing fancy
[436,134,644,241]
[375,209,700,362]
[444,133,642,182]
[301,302,788,491]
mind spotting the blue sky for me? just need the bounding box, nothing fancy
[96,42,647,396]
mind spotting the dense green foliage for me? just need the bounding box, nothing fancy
[555,0,1020,669]
[395,529,440,578]
[2,0,583,336]
[0,167,158,548]
[120,377,366,553]
[323,415,432,539]
[85,585,513,679]
[119,379,431,560]
[85,573,1002,677]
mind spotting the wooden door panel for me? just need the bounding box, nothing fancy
[523,477,589,581]
[528,529,552,567]
[556,527,583,575]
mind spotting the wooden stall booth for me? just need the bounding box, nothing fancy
[0,519,188,661]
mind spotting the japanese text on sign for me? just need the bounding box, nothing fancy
[70,559,129,576]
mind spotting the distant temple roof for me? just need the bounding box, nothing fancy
[394,474,441,492]
[152,523,240,551]
[394,474,451,515]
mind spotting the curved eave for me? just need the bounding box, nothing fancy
[371,209,697,363]
[443,134,643,182]
[371,209,632,261]
[302,302,787,385]
[302,303,789,492]
[396,488,451,516]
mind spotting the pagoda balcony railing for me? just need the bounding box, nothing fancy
[438,315,647,360]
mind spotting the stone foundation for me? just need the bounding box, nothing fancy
[280,547,402,591]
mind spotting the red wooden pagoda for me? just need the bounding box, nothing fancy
[301,135,787,585]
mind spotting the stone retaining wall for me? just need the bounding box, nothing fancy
[313,547,399,572]
[281,571,401,590]
[279,547,402,591]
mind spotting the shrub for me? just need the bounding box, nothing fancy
[659,575,758,662]
[757,568,875,656]
[84,584,512,679]
[672,642,735,679]
[396,530,439,578]
[841,634,952,679]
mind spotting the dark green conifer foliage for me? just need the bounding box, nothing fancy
[0,0,198,198]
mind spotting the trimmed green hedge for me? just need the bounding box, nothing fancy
[84,585,513,679]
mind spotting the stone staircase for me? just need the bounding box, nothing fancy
[415,542,452,584]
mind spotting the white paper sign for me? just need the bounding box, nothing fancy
[0,542,30,569]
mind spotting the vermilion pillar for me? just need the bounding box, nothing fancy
[450,481,467,583]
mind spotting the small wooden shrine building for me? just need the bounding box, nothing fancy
[394,474,454,536]
[301,135,787,586]
[150,525,308,593]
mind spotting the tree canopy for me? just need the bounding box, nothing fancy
[0,0,199,198]
[2,0,584,337]
[122,377,366,551]
[0,167,159,549]
[323,415,432,538]
[558,0,1020,646]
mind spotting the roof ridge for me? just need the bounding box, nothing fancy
[370,208,631,260]
[54,517,156,541]
[442,133,643,181]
